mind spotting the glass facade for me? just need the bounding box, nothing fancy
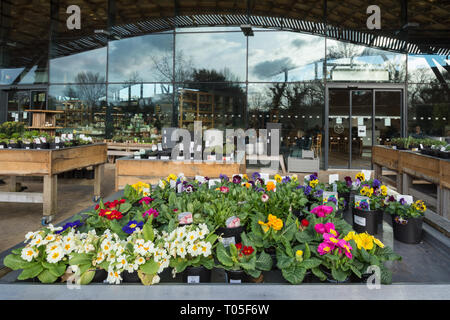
[1,0,449,169]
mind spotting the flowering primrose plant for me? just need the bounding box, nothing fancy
[385,199,426,220]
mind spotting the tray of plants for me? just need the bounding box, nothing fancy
[2,172,403,286]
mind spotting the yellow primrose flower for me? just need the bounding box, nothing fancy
[296,250,303,257]
[274,174,282,183]
[309,179,319,188]
[258,221,270,233]
[356,233,374,251]
[344,231,356,242]
[372,236,385,248]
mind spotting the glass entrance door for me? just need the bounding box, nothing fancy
[4,89,47,125]
[327,88,402,169]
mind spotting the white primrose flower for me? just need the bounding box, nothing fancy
[106,269,122,285]
[46,224,63,233]
[199,242,212,257]
[46,243,62,254]
[135,256,145,265]
[30,234,44,247]
[21,247,38,262]
[187,243,201,256]
[101,240,113,253]
[176,243,188,259]
[24,231,37,243]
[158,179,166,189]
[47,247,64,263]
[186,231,199,243]
[117,255,128,270]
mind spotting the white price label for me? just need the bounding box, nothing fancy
[221,236,236,247]
[208,179,220,188]
[187,276,200,284]
[328,174,339,184]
[230,279,242,284]
[361,170,371,181]
[354,215,366,226]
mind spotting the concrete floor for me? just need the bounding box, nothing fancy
[0,164,116,253]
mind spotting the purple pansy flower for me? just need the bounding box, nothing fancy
[219,174,229,182]
[304,185,312,195]
[232,175,242,184]
[282,176,291,184]
[252,172,261,180]
[55,220,83,234]
[372,179,381,189]
[314,189,324,198]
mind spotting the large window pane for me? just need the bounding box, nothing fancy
[107,83,174,139]
[108,33,174,83]
[249,32,325,82]
[0,1,49,84]
[50,46,107,84]
[408,84,449,138]
[408,54,450,84]
[326,40,406,82]
[176,83,246,131]
[248,82,325,167]
[49,84,107,136]
[175,31,246,82]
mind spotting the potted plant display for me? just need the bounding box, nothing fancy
[216,237,272,283]
[167,224,218,283]
[385,198,426,244]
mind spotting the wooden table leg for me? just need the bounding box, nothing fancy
[94,164,104,201]
[43,175,57,221]
[9,176,16,192]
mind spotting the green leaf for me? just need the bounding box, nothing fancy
[255,251,273,271]
[143,221,155,242]
[311,266,327,281]
[380,265,393,284]
[69,253,92,266]
[360,248,371,263]
[246,268,261,279]
[3,254,29,270]
[281,265,306,284]
[350,265,362,279]
[79,270,96,285]
[17,263,44,280]
[295,230,314,243]
[229,243,238,257]
[304,242,311,260]
[119,202,132,213]
[37,269,59,283]
[216,243,234,267]
[47,263,67,278]
[276,249,294,269]
[140,260,159,275]
[331,267,349,282]
[301,258,322,270]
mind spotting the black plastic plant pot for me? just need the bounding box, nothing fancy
[49,142,58,149]
[33,143,42,149]
[292,208,306,220]
[40,143,49,149]
[91,269,108,283]
[8,143,20,149]
[352,208,380,235]
[335,209,344,219]
[122,271,141,283]
[182,266,211,283]
[338,192,351,211]
[22,143,32,150]
[438,151,450,159]
[225,270,246,283]
[264,247,277,270]
[215,226,244,246]
[392,215,423,244]
[319,266,350,284]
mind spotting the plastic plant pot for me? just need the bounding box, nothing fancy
[182,266,211,283]
[319,265,350,284]
[338,192,351,211]
[225,269,246,283]
[91,269,108,283]
[264,247,277,270]
[392,215,423,244]
[352,207,380,235]
[121,271,141,283]
[215,226,244,246]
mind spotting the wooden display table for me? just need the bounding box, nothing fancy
[115,157,246,191]
[372,145,450,219]
[0,143,107,224]
[106,142,157,162]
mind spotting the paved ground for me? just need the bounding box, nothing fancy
[0,164,116,253]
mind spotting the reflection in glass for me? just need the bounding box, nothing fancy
[408,84,449,138]
[107,84,174,139]
[108,33,174,83]
[408,54,450,84]
[175,32,246,82]
[248,82,324,166]
[48,84,107,136]
[249,32,325,82]
[50,47,107,84]
[177,83,246,131]
[6,91,31,124]
[326,40,406,82]
[328,90,350,168]
[351,90,373,169]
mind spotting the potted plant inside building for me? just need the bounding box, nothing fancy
[385,197,426,244]
[7,133,22,149]
[0,134,8,149]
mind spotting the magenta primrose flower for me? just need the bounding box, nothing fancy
[317,242,335,255]
[143,208,159,218]
[310,205,334,218]
[139,197,155,205]
[314,223,326,234]
[324,222,339,237]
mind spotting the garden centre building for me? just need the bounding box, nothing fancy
[0,0,449,170]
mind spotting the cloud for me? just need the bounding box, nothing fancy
[252,57,297,78]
